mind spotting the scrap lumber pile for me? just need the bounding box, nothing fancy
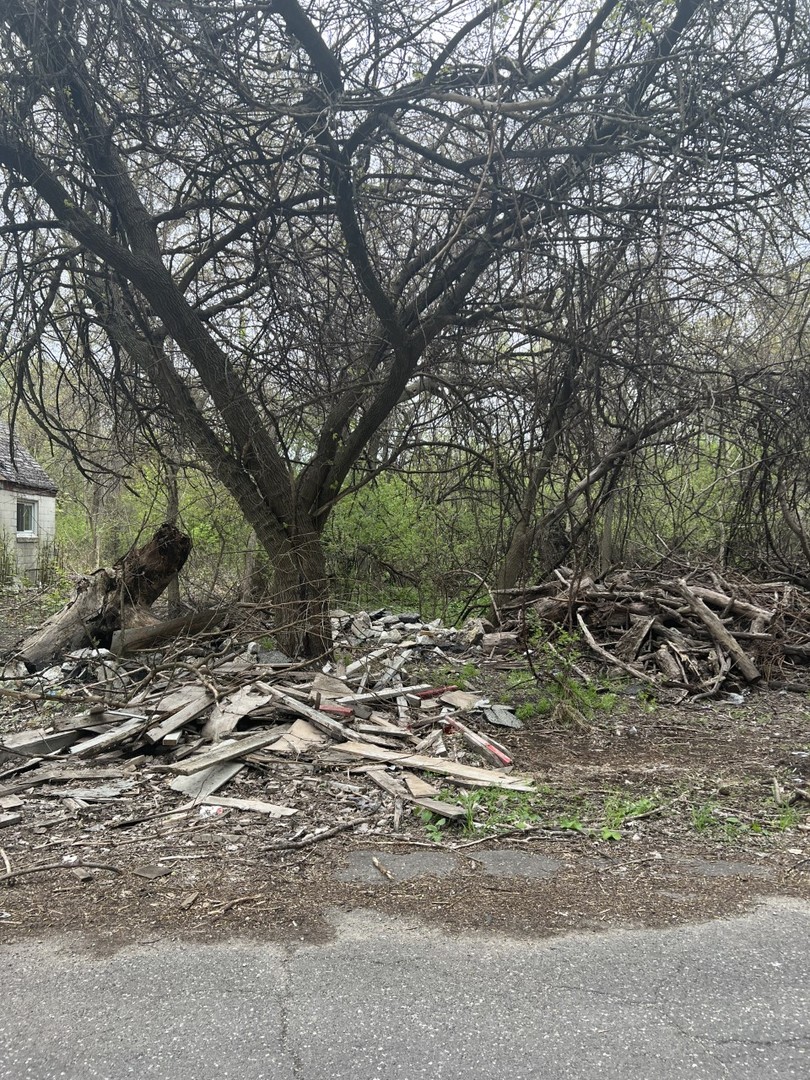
[499,567,810,697]
[0,609,532,846]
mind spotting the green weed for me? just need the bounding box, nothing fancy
[416,808,447,843]
[603,793,656,829]
[691,802,717,831]
[453,787,548,833]
[558,815,586,832]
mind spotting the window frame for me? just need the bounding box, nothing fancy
[16,498,38,537]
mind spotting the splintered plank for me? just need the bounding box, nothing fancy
[365,767,411,800]
[168,762,244,797]
[201,796,297,818]
[200,686,272,741]
[334,683,431,705]
[272,719,329,755]
[257,685,389,747]
[413,797,467,821]
[164,730,284,775]
[1,729,80,757]
[401,771,441,798]
[145,690,214,744]
[70,716,150,758]
[332,741,535,791]
[256,684,355,740]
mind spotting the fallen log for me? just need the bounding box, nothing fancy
[672,580,761,683]
[14,523,192,671]
[110,608,224,654]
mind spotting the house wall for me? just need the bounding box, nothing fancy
[0,488,57,581]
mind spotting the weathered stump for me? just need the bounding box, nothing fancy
[16,523,192,670]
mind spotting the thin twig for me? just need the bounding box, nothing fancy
[263,812,377,851]
[1,860,121,885]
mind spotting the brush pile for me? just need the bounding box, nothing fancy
[498,567,810,697]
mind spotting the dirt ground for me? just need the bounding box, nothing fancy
[1,681,808,952]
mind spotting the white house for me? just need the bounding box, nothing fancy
[0,422,58,582]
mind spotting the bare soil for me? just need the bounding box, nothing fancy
[1,685,808,951]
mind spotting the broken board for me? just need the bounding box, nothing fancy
[332,741,535,791]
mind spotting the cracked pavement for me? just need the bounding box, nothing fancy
[1,898,809,1079]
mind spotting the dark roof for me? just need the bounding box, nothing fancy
[0,421,58,495]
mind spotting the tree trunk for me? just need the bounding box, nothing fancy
[269,528,332,661]
[164,462,183,616]
[15,523,192,670]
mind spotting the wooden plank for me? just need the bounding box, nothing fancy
[0,729,80,757]
[272,719,329,755]
[53,710,131,733]
[165,730,285,775]
[168,762,244,797]
[145,690,213,744]
[355,721,414,739]
[334,683,431,705]
[201,686,272,741]
[111,607,225,654]
[0,811,22,828]
[201,796,297,818]
[153,685,211,713]
[372,654,408,691]
[332,741,535,791]
[413,797,467,821]
[256,684,387,747]
[365,767,411,800]
[257,683,355,740]
[0,767,126,797]
[401,771,440,798]
[70,716,150,758]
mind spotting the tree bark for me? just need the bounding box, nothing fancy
[269,527,332,661]
[15,523,192,670]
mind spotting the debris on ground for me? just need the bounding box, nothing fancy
[497,567,810,697]
[0,607,534,878]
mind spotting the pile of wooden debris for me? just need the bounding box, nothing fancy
[498,567,810,698]
[0,609,532,846]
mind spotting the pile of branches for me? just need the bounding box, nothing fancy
[498,568,810,698]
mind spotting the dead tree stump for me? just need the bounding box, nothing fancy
[16,523,192,670]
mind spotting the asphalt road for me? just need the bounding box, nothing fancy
[1,899,808,1079]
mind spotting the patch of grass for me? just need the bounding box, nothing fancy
[432,660,481,691]
[603,793,657,829]
[635,689,658,714]
[771,805,800,831]
[691,802,718,832]
[558,815,586,833]
[453,787,550,833]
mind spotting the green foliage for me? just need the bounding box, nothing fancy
[558,815,586,832]
[453,787,549,833]
[503,630,619,722]
[603,793,656,829]
[449,661,481,690]
[691,802,717,832]
[324,471,500,619]
[416,807,447,843]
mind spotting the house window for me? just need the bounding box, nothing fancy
[16,500,37,536]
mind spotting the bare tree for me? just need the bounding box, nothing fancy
[0,0,807,654]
